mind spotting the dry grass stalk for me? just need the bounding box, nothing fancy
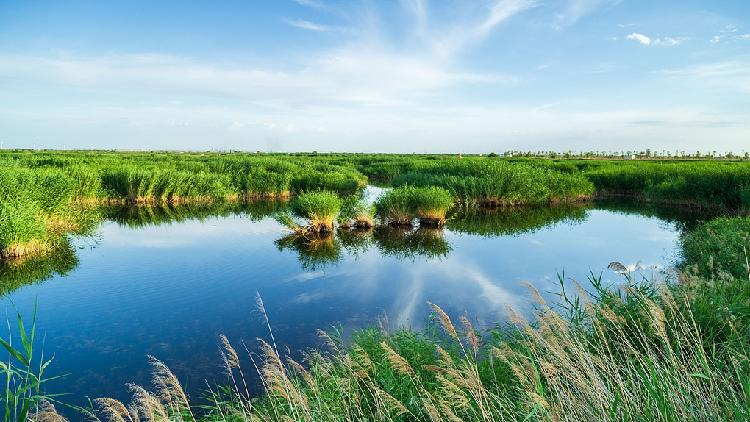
[380,341,414,376]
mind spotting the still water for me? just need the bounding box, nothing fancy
[0,198,712,411]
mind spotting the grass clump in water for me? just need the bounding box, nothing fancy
[374,187,415,226]
[338,195,375,229]
[375,186,455,227]
[408,186,453,227]
[282,191,342,234]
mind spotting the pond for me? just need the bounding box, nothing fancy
[0,195,715,412]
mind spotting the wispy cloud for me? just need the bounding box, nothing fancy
[625,32,685,47]
[293,0,324,9]
[283,18,340,32]
[556,0,621,27]
[405,0,536,59]
[656,61,750,94]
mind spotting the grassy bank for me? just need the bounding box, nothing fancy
[3,151,749,259]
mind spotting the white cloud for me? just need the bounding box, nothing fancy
[741,34,750,40]
[626,32,651,45]
[625,32,685,47]
[653,37,685,46]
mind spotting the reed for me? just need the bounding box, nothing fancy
[374,188,414,226]
[407,186,453,227]
[374,186,455,227]
[89,269,750,422]
[337,196,375,229]
[288,191,342,234]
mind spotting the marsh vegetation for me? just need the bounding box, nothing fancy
[1,151,750,421]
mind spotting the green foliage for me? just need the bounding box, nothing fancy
[0,304,64,422]
[407,186,454,219]
[374,186,454,226]
[585,161,750,209]
[374,187,416,226]
[0,201,46,249]
[681,216,750,279]
[289,191,342,232]
[389,160,593,205]
[337,195,374,228]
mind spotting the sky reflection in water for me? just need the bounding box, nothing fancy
[0,200,710,410]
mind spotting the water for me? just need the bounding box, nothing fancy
[0,198,713,413]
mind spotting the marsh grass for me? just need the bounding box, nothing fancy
[277,191,342,235]
[374,188,414,227]
[408,187,454,227]
[0,303,68,422]
[374,186,454,227]
[90,270,750,422]
[337,196,375,229]
[389,160,594,206]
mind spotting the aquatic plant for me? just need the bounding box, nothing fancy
[374,186,455,227]
[288,191,342,234]
[0,304,66,422]
[374,188,414,226]
[585,160,750,209]
[681,216,750,279]
[338,195,375,229]
[389,160,594,206]
[407,186,454,227]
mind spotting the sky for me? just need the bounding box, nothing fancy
[0,0,749,153]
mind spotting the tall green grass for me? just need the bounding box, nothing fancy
[0,304,65,422]
[282,191,342,234]
[374,186,455,227]
[585,161,750,209]
[390,160,593,205]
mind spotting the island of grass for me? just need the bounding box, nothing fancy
[375,186,454,227]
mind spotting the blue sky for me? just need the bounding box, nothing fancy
[1,0,748,152]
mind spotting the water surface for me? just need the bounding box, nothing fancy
[0,198,713,411]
